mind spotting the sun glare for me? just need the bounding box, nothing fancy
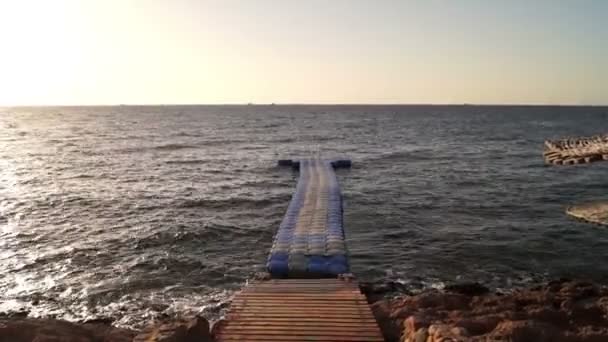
[0,1,86,105]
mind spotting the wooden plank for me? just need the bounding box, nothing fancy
[227,313,376,320]
[237,293,365,298]
[230,307,373,312]
[220,327,382,336]
[215,279,384,342]
[222,322,380,328]
[218,335,383,342]
[221,317,379,323]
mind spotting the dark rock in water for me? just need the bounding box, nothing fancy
[0,310,30,319]
[445,282,490,296]
[81,317,115,325]
[360,281,412,303]
[370,279,608,342]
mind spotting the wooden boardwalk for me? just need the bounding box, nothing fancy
[214,278,384,342]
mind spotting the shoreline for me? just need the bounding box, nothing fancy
[1,278,607,341]
[370,278,608,341]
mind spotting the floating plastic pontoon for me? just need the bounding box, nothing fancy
[267,158,351,278]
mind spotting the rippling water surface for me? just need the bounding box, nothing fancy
[1,105,608,327]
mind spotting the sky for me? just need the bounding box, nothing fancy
[0,0,606,106]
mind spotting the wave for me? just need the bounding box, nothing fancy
[363,149,436,163]
[177,197,273,210]
[165,159,206,165]
[153,143,198,151]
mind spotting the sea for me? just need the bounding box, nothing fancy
[1,105,607,328]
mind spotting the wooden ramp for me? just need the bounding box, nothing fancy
[214,278,384,342]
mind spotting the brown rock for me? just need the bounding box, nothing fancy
[371,279,608,341]
[370,300,402,342]
[449,326,468,338]
[527,307,568,325]
[453,316,501,335]
[0,318,135,342]
[185,317,210,341]
[415,292,470,311]
[569,326,608,342]
[133,316,212,342]
[570,299,605,324]
[403,315,430,340]
[405,315,430,332]
[488,320,561,341]
[428,323,467,342]
[412,328,427,342]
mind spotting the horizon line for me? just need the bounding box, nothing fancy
[2,102,608,108]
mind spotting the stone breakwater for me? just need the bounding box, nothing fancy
[2,279,608,341]
[543,134,608,165]
[369,279,608,342]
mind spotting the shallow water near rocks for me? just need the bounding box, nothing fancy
[1,105,608,328]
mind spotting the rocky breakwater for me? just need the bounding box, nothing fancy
[369,279,608,342]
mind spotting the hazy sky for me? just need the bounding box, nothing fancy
[0,0,606,105]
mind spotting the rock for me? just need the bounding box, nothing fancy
[403,315,430,340]
[427,324,468,341]
[369,279,608,342]
[370,301,401,342]
[444,282,489,296]
[488,320,561,341]
[133,316,212,342]
[360,281,411,303]
[453,316,501,336]
[411,328,427,342]
[416,292,470,311]
[0,318,136,342]
[185,317,210,341]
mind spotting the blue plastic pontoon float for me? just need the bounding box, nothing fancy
[267,158,352,278]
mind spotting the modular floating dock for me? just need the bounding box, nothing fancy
[543,134,608,165]
[267,159,351,278]
[214,159,385,342]
[543,134,608,227]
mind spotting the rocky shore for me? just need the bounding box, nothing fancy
[1,279,607,341]
[0,315,213,342]
[368,279,608,341]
